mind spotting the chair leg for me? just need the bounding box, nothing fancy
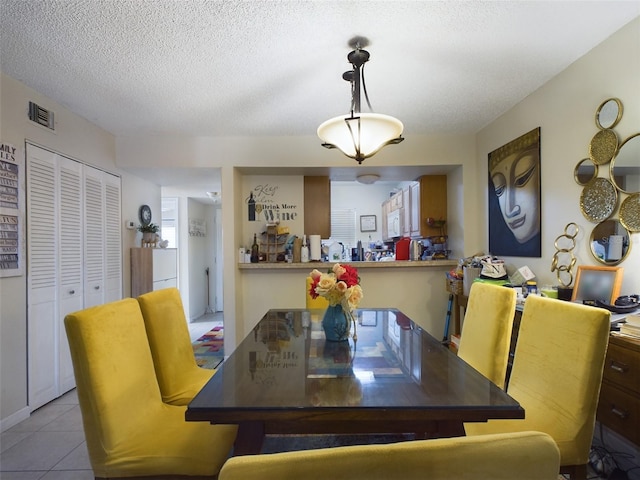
[559,463,587,480]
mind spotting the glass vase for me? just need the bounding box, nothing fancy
[322,304,350,342]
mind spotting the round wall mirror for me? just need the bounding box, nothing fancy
[574,158,598,186]
[610,132,640,194]
[589,129,619,165]
[580,177,618,223]
[590,219,631,265]
[595,98,623,130]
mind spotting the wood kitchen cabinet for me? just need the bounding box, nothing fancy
[381,199,390,240]
[402,187,411,237]
[304,176,331,238]
[411,175,447,238]
[597,334,640,446]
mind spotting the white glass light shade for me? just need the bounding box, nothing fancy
[317,112,403,160]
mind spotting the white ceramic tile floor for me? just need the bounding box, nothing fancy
[1,389,93,479]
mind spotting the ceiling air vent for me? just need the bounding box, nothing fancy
[28,101,55,130]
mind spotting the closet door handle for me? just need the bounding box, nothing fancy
[69,289,75,295]
[94,285,100,290]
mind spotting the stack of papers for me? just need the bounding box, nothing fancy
[619,314,640,339]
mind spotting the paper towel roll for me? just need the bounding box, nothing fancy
[309,235,321,260]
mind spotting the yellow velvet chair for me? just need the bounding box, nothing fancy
[64,298,237,479]
[218,431,560,480]
[138,287,214,406]
[465,295,611,480]
[306,276,329,309]
[457,282,516,388]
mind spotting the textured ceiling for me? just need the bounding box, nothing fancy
[1,1,639,191]
[2,0,639,140]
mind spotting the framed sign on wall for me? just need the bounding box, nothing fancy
[360,215,377,232]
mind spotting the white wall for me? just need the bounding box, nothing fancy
[0,73,159,430]
[476,17,640,295]
[187,198,214,320]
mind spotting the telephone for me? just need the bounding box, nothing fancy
[595,294,640,314]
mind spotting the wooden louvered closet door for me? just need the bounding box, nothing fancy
[26,144,122,410]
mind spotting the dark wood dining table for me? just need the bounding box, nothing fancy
[186,308,524,455]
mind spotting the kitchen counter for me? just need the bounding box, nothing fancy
[235,259,457,346]
[238,259,458,270]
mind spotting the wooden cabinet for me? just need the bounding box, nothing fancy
[304,176,331,238]
[412,175,447,239]
[597,334,640,446]
[131,248,177,297]
[409,181,421,238]
[380,176,447,241]
[402,187,411,237]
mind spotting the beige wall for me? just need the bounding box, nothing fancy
[476,17,640,295]
[0,73,159,429]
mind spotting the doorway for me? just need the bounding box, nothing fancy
[161,196,223,321]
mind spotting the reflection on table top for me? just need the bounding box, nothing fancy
[187,308,523,423]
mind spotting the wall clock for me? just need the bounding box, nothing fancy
[139,205,152,226]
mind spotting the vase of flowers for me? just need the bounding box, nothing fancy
[308,263,363,342]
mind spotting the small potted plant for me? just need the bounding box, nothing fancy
[137,223,160,246]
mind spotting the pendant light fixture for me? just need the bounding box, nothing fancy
[318,37,404,164]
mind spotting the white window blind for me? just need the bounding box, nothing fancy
[330,209,356,247]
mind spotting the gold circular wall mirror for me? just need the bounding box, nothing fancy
[589,129,619,165]
[595,98,623,130]
[580,177,618,223]
[574,158,598,186]
[589,219,631,265]
[610,132,640,194]
[620,193,640,232]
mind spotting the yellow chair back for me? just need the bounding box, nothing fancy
[457,282,516,388]
[64,298,237,478]
[465,294,610,477]
[137,287,214,405]
[219,431,560,480]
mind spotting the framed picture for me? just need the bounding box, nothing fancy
[571,265,623,304]
[488,127,541,257]
[360,215,377,232]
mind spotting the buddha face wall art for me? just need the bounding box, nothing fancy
[488,127,542,257]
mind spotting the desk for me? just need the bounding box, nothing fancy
[186,308,524,455]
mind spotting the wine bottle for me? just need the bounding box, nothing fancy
[250,233,259,263]
[248,192,256,221]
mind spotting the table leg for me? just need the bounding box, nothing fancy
[233,421,265,456]
[453,294,461,336]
